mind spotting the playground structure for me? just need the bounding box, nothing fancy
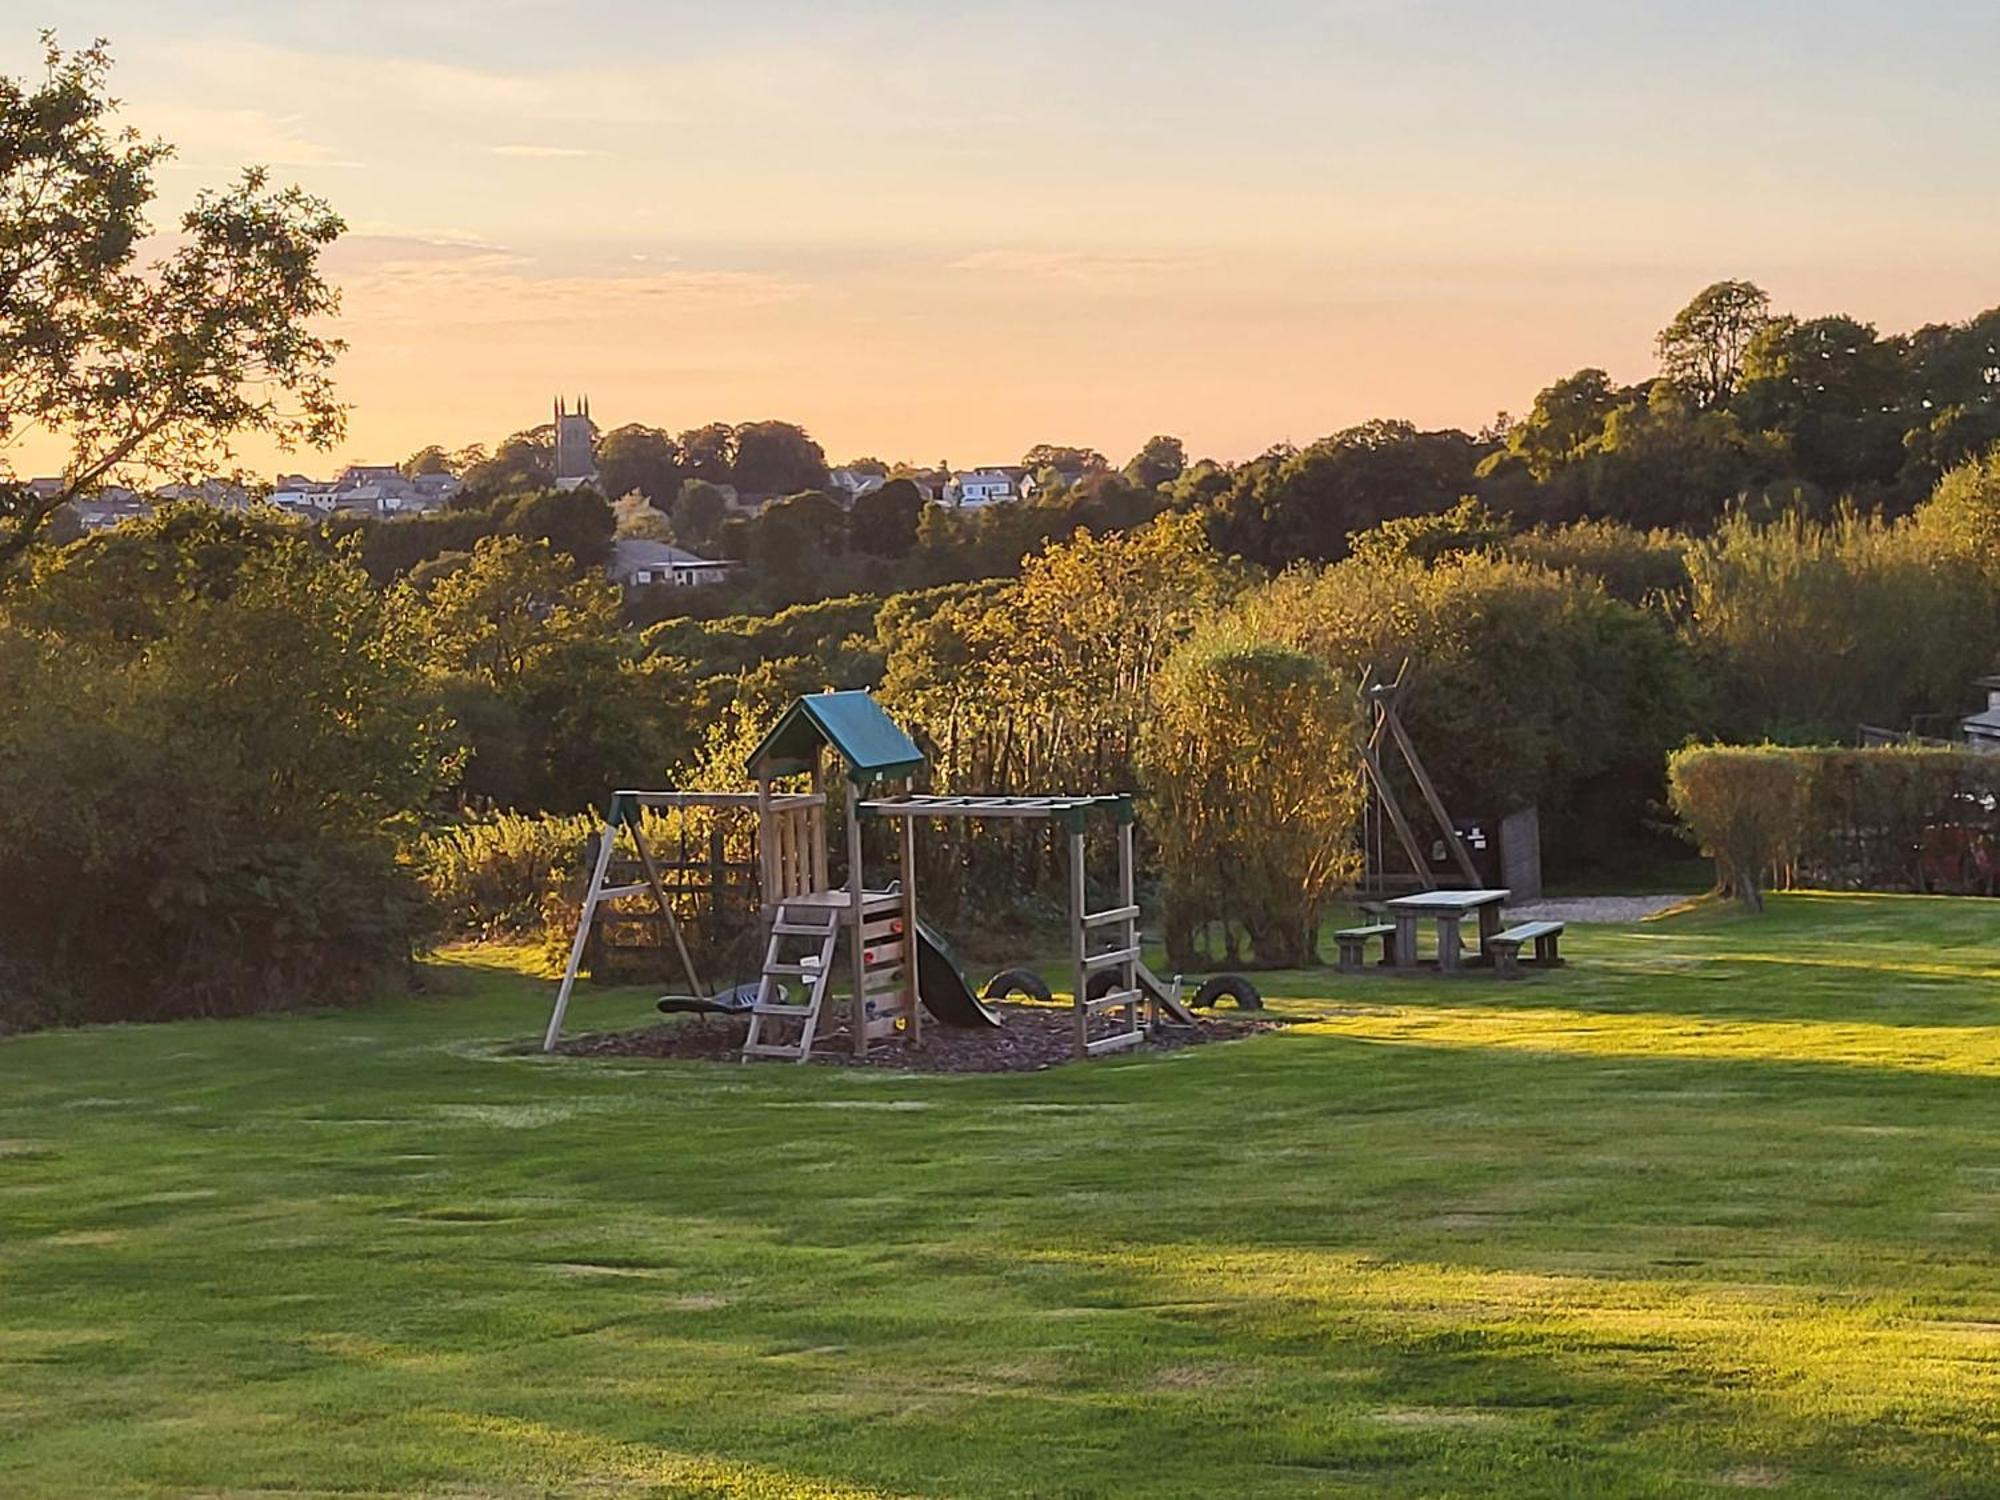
[1357,660,1479,892]
[542,690,1210,1063]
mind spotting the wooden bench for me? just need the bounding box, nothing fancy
[1487,920,1564,976]
[1334,923,1398,973]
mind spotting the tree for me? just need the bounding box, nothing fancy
[1505,370,1623,480]
[406,535,669,811]
[1,36,345,568]
[1141,629,1364,967]
[849,477,927,557]
[1122,435,1187,490]
[731,420,828,498]
[1021,443,1109,475]
[1210,419,1482,565]
[596,423,682,506]
[671,480,731,548]
[0,507,446,1024]
[1666,746,1804,910]
[402,445,456,478]
[502,487,615,570]
[460,432,554,500]
[676,422,735,486]
[1657,280,1771,410]
[1735,315,1908,496]
[744,490,847,598]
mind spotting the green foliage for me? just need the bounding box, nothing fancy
[1682,507,1994,741]
[1121,434,1187,490]
[1348,496,1510,568]
[730,420,828,498]
[594,423,682,506]
[1208,420,1482,565]
[1666,744,1999,906]
[849,477,927,557]
[0,509,448,1027]
[405,536,685,811]
[1666,745,1806,909]
[1656,280,1771,410]
[1910,447,2000,569]
[1141,628,1365,967]
[884,513,1246,795]
[1503,518,1691,610]
[1,36,345,564]
[415,809,598,940]
[669,479,731,548]
[1240,551,1704,862]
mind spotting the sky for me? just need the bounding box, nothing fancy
[12,2,2000,477]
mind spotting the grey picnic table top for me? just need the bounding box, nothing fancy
[1384,888,1510,914]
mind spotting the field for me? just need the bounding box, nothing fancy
[2,894,1996,1498]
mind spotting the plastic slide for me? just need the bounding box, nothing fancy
[911,917,1004,1029]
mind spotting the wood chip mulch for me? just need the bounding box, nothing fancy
[552,1003,1279,1073]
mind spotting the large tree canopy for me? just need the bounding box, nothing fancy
[0,35,346,567]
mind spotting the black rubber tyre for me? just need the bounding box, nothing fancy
[1192,973,1263,1011]
[983,967,1053,1004]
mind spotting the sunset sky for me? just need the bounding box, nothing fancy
[14,2,2000,476]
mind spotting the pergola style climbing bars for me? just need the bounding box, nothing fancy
[857,793,1142,1058]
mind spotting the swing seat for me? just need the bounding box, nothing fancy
[656,981,766,1016]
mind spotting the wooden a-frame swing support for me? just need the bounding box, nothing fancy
[1359,660,1479,890]
[541,788,824,1052]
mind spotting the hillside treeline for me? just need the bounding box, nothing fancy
[5,447,1997,1029]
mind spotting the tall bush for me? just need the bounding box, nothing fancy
[0,509,449,1028]
[1140,629,1365,967]
[1237,551,1703,867]
[1665,746,1806,909]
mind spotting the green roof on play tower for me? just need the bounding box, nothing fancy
[745,690,927,785]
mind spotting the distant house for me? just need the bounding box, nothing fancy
[829,468,888,501]
[947,467,1023,508]
[69,487,152,533]
[608,538,739,589]
[266,466,455,519]
[1965,676,2000,753]
[151,479,251,511]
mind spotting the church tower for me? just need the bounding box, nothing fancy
[552,396,599,491]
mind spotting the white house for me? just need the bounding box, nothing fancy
[608,538,739,589]
[947,467,1022,508]
[1965,676,2000,753]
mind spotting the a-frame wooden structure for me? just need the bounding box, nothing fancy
[1359,660,1479,891]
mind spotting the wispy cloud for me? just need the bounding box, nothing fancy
[488,144,602,159]
[950,249,1200,284]
[137,103,355,169]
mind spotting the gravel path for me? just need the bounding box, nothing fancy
[1501,894,1694,924]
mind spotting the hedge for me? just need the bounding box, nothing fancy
[1668,744,2000,907]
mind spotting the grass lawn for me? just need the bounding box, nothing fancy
[2,893,1996,1498]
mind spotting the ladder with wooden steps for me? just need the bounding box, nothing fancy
[740,898,844,1062]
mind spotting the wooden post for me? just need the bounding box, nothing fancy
[900,779,920,1044]
[629,818,704,1001]
[754,778,775,917]
[1361,722,1432,887]
[812,755,831,895]
[849,782,868,1058]
[1118,814,1140,1032]
[1069,827,1088,1060]
[544,817,620,1051]
[1384,709,1480,887]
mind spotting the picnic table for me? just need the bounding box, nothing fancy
[1384,888,1510,972]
